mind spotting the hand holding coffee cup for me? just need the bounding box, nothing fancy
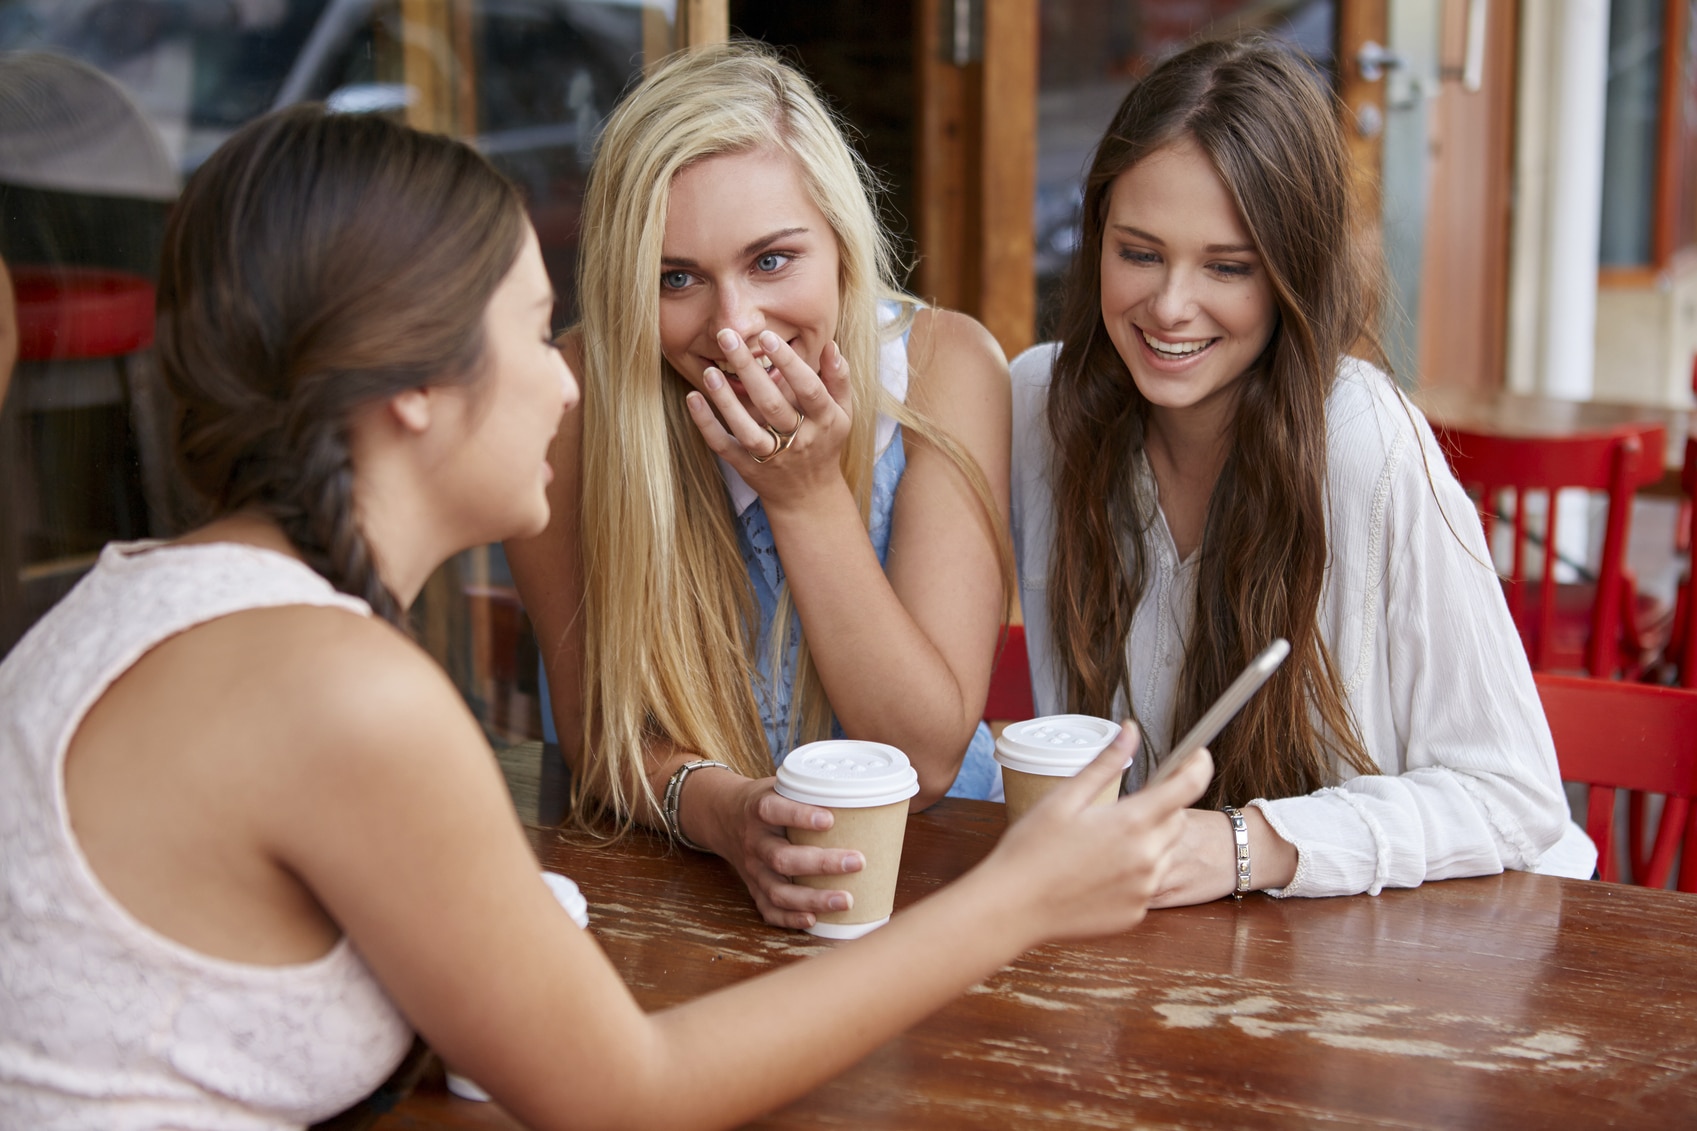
[775,740,921,939]
[698,775,867,931]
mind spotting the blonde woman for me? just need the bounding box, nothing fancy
[508,44,1012,929]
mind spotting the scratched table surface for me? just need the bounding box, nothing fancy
[377,798,1697,1130]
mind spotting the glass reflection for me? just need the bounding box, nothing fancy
[0,2,649,756]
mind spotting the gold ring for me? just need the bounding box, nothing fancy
[772,406,805,444]
[750,408,804,464]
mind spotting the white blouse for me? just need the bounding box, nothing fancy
[1011,344,1596,897]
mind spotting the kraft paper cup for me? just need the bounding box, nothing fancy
[775,740,921,939]
[994,715,1123,824]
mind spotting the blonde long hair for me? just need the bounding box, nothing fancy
[574,43,1009,831]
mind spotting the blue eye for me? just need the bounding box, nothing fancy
[1117,247,1159,266]
[1212,262,1255,278]
[755,252,790,272]
[660,270,692,290]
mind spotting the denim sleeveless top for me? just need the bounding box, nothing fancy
[543,305,1001,801]
[736,428,1000,800]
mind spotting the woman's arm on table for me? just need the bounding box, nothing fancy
[1154,396,1568,904]
[1245,409,1567,898]
[689,309,1011,805]
[278,633,1209,1131]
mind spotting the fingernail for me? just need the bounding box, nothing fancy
[759,330,782,351]
[811,812,830,830]
[830,894,852,912]
[716,328,742,352]
[703,367,723,391]
[844,852,864,873]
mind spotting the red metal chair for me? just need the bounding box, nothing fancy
[1436,425,1666,679]
[1535,673,1697,890]
[985,624,1036,723]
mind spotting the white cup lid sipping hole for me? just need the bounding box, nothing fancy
[992,715,1122,777]
[774,740,921,808]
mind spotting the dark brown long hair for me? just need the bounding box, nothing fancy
[156,105,525,624]
[1047,36,1383,806]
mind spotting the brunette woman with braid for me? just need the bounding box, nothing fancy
[0,104,1210,1128]
[1011,36,1594,906]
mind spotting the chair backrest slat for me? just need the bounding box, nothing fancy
[1536,673,1697,889]
[1436,425,1662,679]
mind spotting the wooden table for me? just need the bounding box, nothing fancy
[1415,385,1691,492]
[376,798,1697,1130]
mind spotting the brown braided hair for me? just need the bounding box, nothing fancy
[156,105,526,623]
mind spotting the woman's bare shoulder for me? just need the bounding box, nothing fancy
[182,603,465,756]
[904,306,1010,410]
[907,306,1005,364]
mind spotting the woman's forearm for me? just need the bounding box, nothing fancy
[763,480,987,796]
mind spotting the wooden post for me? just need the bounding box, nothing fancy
[676,0,729,49]
[398,0,477,137]
[1336,0,1388,254]
[913,0,1036,358]
[642,4,673,71]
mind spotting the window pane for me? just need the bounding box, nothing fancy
[1600,0,1666,268]
[0,0,649,769]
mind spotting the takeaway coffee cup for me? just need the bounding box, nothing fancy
[775,740,921,939]
[994,715,1124,824]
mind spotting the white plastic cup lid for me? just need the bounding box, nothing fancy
[993,715,1122,777]
[773,740,921,808]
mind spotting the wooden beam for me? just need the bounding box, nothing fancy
[1336,0,1388,243]
[398,0,476,137]
[979,0,1036,357]
[1653,0,1687,266]
[912,0,1036,357]
[913,0,975,314]
[677,0,728,48]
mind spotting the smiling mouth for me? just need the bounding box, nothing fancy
[1140,329,1217,359]
[708,353,775,372]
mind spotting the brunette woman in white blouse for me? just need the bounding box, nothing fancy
[1011,36,1594,904]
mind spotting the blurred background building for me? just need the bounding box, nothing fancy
[2,0,1692,744]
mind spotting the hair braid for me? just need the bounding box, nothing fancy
[158,104,525,623]
[269,414,401,625]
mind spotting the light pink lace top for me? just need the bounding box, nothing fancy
[0,541,413,1130]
